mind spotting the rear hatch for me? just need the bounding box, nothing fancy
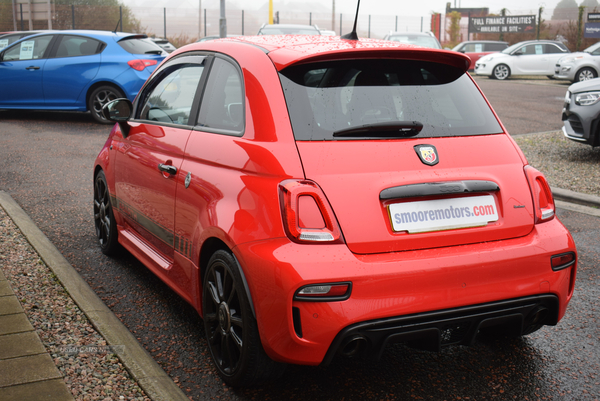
[279,54,534,254]
[296,136,534,254]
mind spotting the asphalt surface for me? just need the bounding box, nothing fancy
[0,77,599,400]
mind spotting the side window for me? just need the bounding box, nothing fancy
[519,45,539,55]
[463,43,477,52]
[139,62,206,125]
[197,57,244,133]
[55,35,102,58]
[3,36,53,61]
[544,44,563,54]
[487,43,507,51]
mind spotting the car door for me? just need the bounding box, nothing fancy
[173,55,245,300]
[0,34,55,106]
[42,34,102,107]
[543,43,569,72]
[512,43,548,74]
[113,54,208,284]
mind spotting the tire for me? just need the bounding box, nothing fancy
[575,67,597,82]
[88,85,125,124]
[202,250,284,387]
[93,170,121,256]
[492,64,510,80]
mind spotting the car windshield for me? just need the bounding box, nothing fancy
[583,41,600,53]
[387,35,440,49]
[279,59,503,140]
[501,42,524,54]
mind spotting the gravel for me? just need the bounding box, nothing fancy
[513,130,600,198]
[0,207,151,401]
[0,129,597,400]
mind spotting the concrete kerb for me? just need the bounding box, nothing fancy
[0,191,189,401]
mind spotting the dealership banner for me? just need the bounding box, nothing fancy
[585,23,600,38]
[469,15,536,34]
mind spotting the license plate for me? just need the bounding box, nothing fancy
[388,195,499,234]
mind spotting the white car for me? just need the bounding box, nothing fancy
[554,41,600,82]
[475,40,570,80]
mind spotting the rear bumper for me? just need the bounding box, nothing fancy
[234,218,576,365]
[322,294,558,365]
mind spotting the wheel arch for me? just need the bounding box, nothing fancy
[198,238,257,318]
[85,81,127,109]
[575,66,598,80]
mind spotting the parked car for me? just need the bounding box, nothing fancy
[150,37,176,53]
[452,40,508,70]
[257,24,321,35]
[561,77,600,146]
[197,34,241,42]
[554,41,600,82]
[0,30,47,50]
[383,31,442,49]
[95,34,577,387]
[0,30,166,123]
[475,40,570,80]
[320,29,337,36]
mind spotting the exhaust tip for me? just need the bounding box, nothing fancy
[338,335,368,357]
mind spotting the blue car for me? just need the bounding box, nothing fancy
[0,30,167,123]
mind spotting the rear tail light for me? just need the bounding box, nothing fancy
[279,179,343,244]
[294,283,352,301]
[127,59,158,71]
[524,166,555,223]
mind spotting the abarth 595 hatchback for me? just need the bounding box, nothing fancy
[94,34,577,387]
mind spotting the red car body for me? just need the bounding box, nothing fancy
[94,35,577,385]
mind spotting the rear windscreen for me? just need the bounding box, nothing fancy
[118,37,165,55]
[279,59,503,140]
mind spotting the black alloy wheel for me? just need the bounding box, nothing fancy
[93,170,121,256]
[88,85,125,124]
[202,250,283,386]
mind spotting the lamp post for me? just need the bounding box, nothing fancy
[332,0,335,31]
[219,0,226,38]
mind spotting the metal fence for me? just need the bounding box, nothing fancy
[1,4,599,51]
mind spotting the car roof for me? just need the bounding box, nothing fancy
[387,32,433,36]
[459,40,508,44]
[181,35,470,71]
[514,39,564,44]
[261,24,318,29]
[9,30,147,41]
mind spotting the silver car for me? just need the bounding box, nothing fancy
[383,31,442,49]
[554,41,600,82]
[561,77,600,146]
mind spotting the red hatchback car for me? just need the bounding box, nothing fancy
[94,34,577,386]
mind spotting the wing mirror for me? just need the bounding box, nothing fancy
[102,98,133,137]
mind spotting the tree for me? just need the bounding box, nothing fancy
[552,0,579,20]
[445,11,461,48]
[580,0,599,8]
[2,0,144,32]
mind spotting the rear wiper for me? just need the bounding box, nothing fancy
[333,121,423,138]
[145,50,163,55]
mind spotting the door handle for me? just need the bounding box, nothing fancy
[26,66,40,70]
[158,163,177,175]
